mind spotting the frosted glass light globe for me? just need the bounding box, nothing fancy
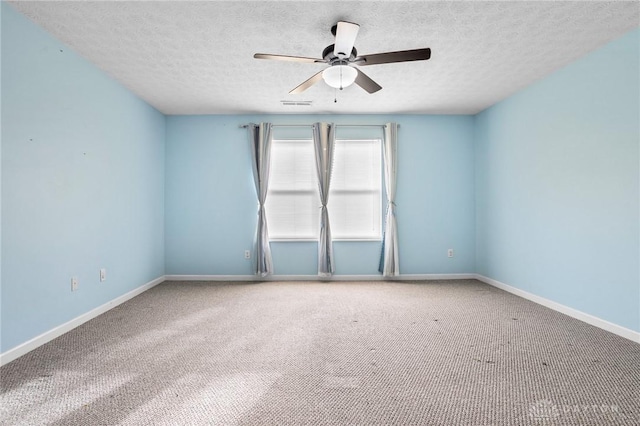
[322,65,357,89]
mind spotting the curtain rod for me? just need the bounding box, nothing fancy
[238,124,397,129]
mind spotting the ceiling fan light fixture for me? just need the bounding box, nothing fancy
[322,65,357,89]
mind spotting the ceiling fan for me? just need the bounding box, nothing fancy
[254,21,431,94]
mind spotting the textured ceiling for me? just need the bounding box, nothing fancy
[8,1,639,115]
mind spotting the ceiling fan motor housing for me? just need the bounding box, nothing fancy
[322,44,358,64]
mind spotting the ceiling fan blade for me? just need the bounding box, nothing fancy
[289,70,324,94]
[356,48,431,66]
[254,53,325,63]
[333,21,360,59]
[354,68,382,94]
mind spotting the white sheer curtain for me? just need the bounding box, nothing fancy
[312,122,336,277]
[379,122,399,277]
[249,123,274,277]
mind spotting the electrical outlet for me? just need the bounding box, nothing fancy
[447,249,454,258]
[71,277,79,292]
[100,268,106,282]
[244,250,251,259]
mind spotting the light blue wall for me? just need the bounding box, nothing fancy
[165,115,475,276]
[1,4,166,352]
[475,29,640,332]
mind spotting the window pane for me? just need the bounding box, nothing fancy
[266,191,319,239]
[269,140,317,191]
[331,140,381,191]
[329,191,381,240]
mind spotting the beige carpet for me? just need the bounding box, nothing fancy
[1,279,639,425]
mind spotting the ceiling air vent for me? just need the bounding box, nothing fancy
[280,100,313,106]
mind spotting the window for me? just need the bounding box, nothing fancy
[266,138,382,241]
[329,139,382,240]
[266,139,318,240]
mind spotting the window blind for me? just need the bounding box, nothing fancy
[266,138,382,241]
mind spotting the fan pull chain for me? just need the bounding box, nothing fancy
[334,87,338,103]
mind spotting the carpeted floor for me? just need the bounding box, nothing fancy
[1,279,639,425]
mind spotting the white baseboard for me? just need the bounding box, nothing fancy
[475,274,640,344]
[0,275,166,367]
[164,273,476,282]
